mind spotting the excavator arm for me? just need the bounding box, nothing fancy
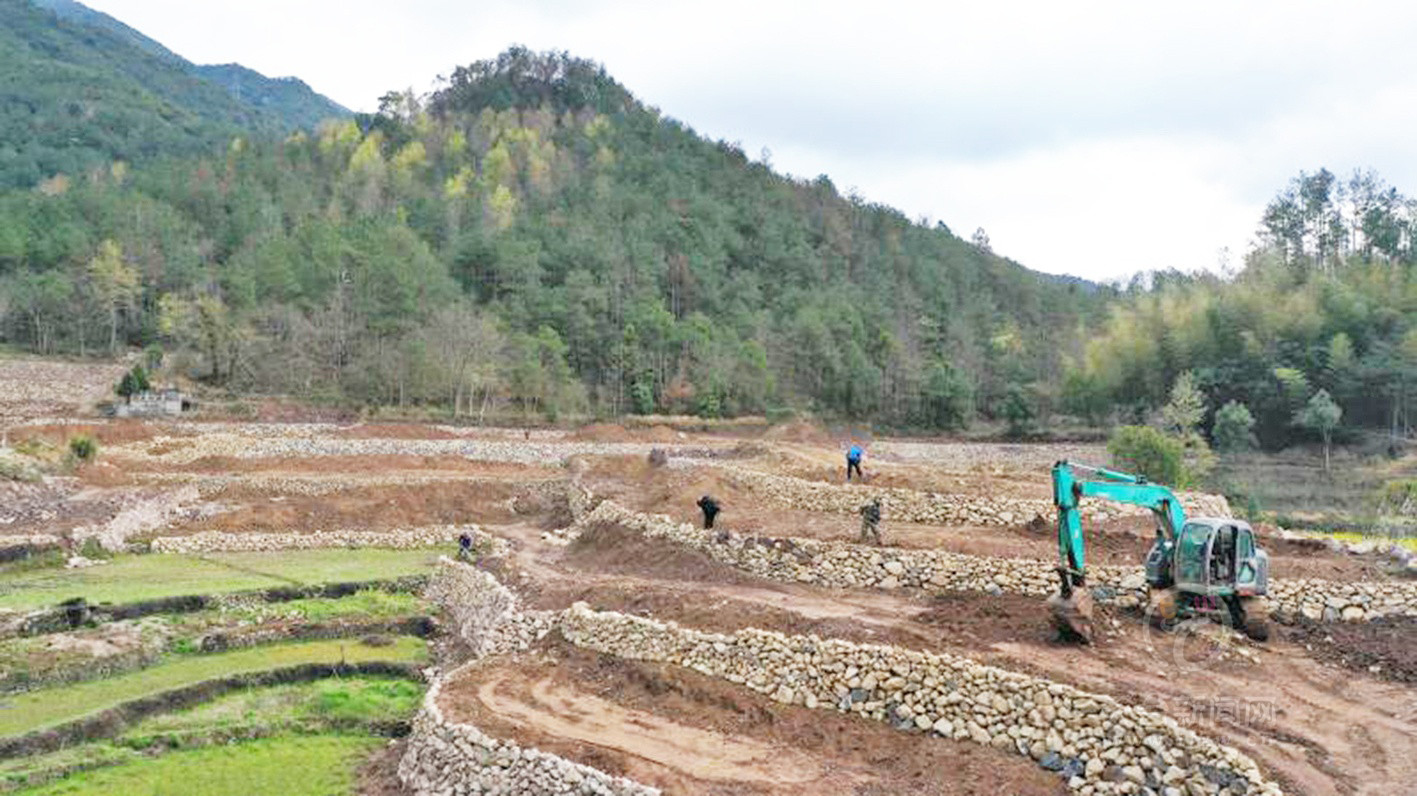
[1052,461,1186,584]
[1048,461,1187,643]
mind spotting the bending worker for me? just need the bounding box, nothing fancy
[859,497,883,544]
[697,495,721,529]
[846,443,864,482]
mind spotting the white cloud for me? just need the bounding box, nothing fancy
[75,0,1417,280]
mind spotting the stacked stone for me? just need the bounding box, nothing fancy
[1268,577,1417,622]
[422,558,556,659]
[399,661,660,796]
[120,431,730,466]
[401,559,658,795]
[150,525,504,554]
[711,465,1232,527]
[134,471,538,498]
[583,500,1139,593]
[558,603,1281,796]
[582,501,1417,622]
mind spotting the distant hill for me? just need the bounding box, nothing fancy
[0,0,347,188]
[193,63,348,130]
[0,47,1110,427]
[28,0,183,62]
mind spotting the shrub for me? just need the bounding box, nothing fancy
[0,455,41,482]
[68,433,98,462]
[1000,383,1036,439]
[695,389,722,419]
[924,361,973,431]
[629,380,654,415]
[1108,425,1184,485]
[1212,401,1257,453]
[79,537,110,560]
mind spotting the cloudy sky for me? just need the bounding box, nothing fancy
[80,0,1417,281]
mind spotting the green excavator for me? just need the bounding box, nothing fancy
[1048,461,1270,643]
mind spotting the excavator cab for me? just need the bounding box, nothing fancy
[1153,517,1270,639]
[1170,519,1269,597]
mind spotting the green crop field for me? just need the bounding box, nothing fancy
[129,677,424,740]
[14,734,379,795]
[0,637,425,738]
[0,678,425,791]
[0,549,441,611]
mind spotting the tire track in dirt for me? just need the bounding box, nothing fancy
[475,670,835,790]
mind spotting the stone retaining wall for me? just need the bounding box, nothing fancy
[124,433,730,466]
[133,471,536,497]
[0,535,60,551]
[413,559,1281,796]
[420,559,555,659]
[150,525,503,554]
[712,464,1233,527]
[399,559,656,795]
[560,604,1279,796]
[399,661,660,796]
[579,501,1417,622]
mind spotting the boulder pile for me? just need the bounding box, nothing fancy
[710,464,1232,527]
[72,485,201,551]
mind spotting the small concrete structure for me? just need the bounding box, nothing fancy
[113,388,191,418]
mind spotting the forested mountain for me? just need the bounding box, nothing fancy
[0,46,1109,425]
[1066,168,1417,449]
[0,0,347,188]
[192,64,348,130]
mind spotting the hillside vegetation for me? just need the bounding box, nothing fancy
[1068,168,1417,451]
[0,0,346,189]
[0,47,1106,427]
[3,16,1415,445]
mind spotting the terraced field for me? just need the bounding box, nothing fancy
[0,364,1413,794]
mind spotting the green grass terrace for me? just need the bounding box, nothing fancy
[0,549,442,613]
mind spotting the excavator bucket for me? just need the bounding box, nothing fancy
[1048,585,1094,643]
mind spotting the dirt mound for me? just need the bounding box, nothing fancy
[641,425,682,443]
[527,582,923,649]
[1283,616,1417,683]
[571,423,635,442]
[912,591,1076,648]
[13,421,168,447]
[762,420,833,444]
[163,481,525,534]
[564,521,761,586]
[76,462,133,487]
[335,423,458,440]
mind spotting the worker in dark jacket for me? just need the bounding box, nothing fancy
[859,497,883,544]
[696,495,721,529]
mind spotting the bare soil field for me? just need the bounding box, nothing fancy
[0,363,1411,796]
[443,640,1064,796]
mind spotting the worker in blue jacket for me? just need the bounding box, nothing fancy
[846,444,864,482]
